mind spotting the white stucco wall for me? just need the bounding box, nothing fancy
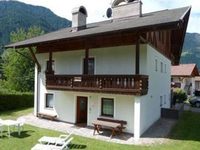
[35,45,137,133]
[90,46,135,74]
[36,89,135,133]
[34,44,171,137]
[138,45,171,136]
[36,45,136,75]
[87,93,135,133]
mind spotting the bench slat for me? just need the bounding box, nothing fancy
[37,112,57,120]
[97,117,127,125]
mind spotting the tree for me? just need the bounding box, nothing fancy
[2,26,44,92]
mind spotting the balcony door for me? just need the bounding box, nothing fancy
[76,96,88,123]
[83,58,94,75]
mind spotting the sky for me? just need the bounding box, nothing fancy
[17,0,200,33]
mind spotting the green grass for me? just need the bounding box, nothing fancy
[0,108,200,150]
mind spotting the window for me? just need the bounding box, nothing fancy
[46,60,55,72]
[155,59,158,72]
[101,98,114,117]
[83,58,95,75]
[164,64,167,73]
[160,96,163,107]
[161,62,163,73]
[46,93,54,108]
[164,95,166,105]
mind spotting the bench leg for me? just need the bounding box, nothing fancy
[93,125,100,135]
[110,128,116,139]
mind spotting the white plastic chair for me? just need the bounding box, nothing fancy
[31,137,73,150]
[16,118,25,134]
[39,133,72,145]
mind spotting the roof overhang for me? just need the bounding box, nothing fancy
[5,6,191,65]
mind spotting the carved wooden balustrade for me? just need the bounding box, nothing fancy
[46,74,148,95]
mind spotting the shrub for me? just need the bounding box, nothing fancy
[0,93,33,111]
[173,88,187,103]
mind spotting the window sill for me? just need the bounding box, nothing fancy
[99,115,114,119]
[44,107,54,111]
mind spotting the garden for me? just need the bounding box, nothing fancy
[0,107,200,150]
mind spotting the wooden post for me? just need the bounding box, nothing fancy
[136,37,140,74]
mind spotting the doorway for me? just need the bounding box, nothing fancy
[76,96,88,124]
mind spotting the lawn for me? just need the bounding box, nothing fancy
[0,108,200,150]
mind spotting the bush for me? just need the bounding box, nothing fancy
[0,93,33,111]
[173,88,187,103]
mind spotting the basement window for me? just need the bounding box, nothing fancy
[45,93,54,109]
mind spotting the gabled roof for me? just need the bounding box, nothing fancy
[171,64,199,77]
[6,6,191,49]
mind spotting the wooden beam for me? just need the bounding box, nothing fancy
[29,47,41,72]
[37,32,138,53]
[135,37,140,74]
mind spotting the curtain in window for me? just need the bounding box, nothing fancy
[102,98,114,117]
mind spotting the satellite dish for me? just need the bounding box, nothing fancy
[127,0,135,2]
[106,8,112,18]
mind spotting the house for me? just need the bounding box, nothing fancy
[194,76,200,94]
[6,0,190,140]
[171,64,199,95]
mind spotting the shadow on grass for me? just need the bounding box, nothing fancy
[11,130,35,138]
[0,107,32,118]
[69,143,87,149]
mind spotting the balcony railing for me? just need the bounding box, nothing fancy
[46,74,148,95]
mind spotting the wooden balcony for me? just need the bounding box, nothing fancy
[46,74,148,96]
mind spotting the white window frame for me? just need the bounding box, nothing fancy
[45,93,54,109]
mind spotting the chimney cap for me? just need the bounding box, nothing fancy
[72,6,88,17]
[112,0,139,7]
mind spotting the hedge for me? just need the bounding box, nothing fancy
[173,88,187,103]
[0,93,34,111]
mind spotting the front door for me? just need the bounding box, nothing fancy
[76,96,88,123]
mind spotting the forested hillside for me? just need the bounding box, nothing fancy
[0,0,71,53]
[181,33,200,68]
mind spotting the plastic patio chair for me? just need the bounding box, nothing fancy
[39,133,72,145]
[31,137,73,150]
[15,117,25,133]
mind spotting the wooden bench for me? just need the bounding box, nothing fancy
[97,117,127,133]
[92,120,121,138]
[37,112,57,121]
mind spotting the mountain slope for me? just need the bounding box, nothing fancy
[181,33,200,68]
[0,0,71,50]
